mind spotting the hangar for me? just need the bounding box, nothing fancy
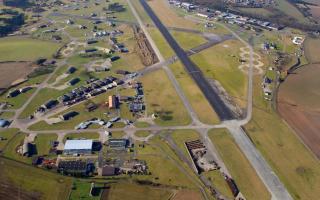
[63,140,93,155]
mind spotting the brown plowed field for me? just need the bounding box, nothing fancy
[278,63,320,159]
[173,190,202,200]
[0,61,35,90]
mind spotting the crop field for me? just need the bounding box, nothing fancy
[245,75,320,200]
[190,40,247,108]
[0,37,61,61]
[0,158,72,200]
[0,61,34,89]
[139,69,191,126]
[208,129,270,200]
[278,63,320,159]
[274,0,308,23]
[238,8,273,17]
[303,37,320,63]
[172,190,202,200]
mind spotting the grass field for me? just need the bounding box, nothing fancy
[2,132,32,164]
[0,157,72,200]
[238,8,273,17]
[147,27,175,59]
[64,132,99,142]
[108,182,172,200]
[170,31,207,50]
[245,76,320,199]
[0,36,61,61]
[135,131,151,137]
[0,128,19,151]
[34,134,57,155]
[139,69,191,126]
[190,40,247,107]
[147,0,198,29]
[0,88,35,109]
[209,129,270,200]
[274,0,308,23]
[69,180,102,200]
[170,61,220,124]
[169,129,200,158]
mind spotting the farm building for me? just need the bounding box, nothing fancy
[59,111,78,121]
[108,95,118,109]
[108,139,128,150]
[63,139,93,155]
[0,119,10,128]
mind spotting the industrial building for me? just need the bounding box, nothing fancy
[63,139,93,155]
[108,95,118,109]
[108,139,127,150]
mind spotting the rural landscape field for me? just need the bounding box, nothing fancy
[0,0,320,200]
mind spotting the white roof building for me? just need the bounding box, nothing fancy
[63,139,93,155]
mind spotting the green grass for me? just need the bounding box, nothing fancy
[190,39,248,107]
[148,27,175,59]
[140,69,191,126]
[169,129,200,158]
[169,61,220,124]
[110,131,125,139]
[108,182,172,200]
[69,180,102,200]
[134,121,150,128]
[0,157,72,200]
[208,129,270,200]
[135,131,151,137]
[34,134,57,155]
[0,88,35,109]
[0,111,15,119]
[0,128,19,151]
[0,36,61,61]
[202,170,234,199]
[275,0,308,23]
[2,132,32,164]
[171,31,207,50]
[64,132,99,142]
[244,76,320,200]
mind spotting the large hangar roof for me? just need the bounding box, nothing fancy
[64,140,93,150]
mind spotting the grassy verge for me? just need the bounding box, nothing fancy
[208,129,270,200]
[139,69,191,126]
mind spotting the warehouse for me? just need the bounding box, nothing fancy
[63,139,93,155]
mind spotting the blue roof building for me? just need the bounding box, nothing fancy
[0,119,9,128]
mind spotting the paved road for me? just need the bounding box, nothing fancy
[139,0,234,121]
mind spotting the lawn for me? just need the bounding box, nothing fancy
[108,182,172,200]
[34,134,57,155]
[2,132,32,164]
[63,132,99,142]
[244,76,320,199]
[0,157,72,200]
[135,131,151,137]
[0,36,61,61]
[169,61,220,124]
[0,128,19,151]
[208,129,270,200]
[190,40,248,108]
[139,69,191,126]
[170,31,207,50]
[69,180,102,200]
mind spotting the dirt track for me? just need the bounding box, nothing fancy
[278,63,320,159]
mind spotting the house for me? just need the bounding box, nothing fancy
[60,111,78,121]
[63,139,93,155]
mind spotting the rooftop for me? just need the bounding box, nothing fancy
[64,139,93,150]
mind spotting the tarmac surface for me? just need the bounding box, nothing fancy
[139,0,234,121]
